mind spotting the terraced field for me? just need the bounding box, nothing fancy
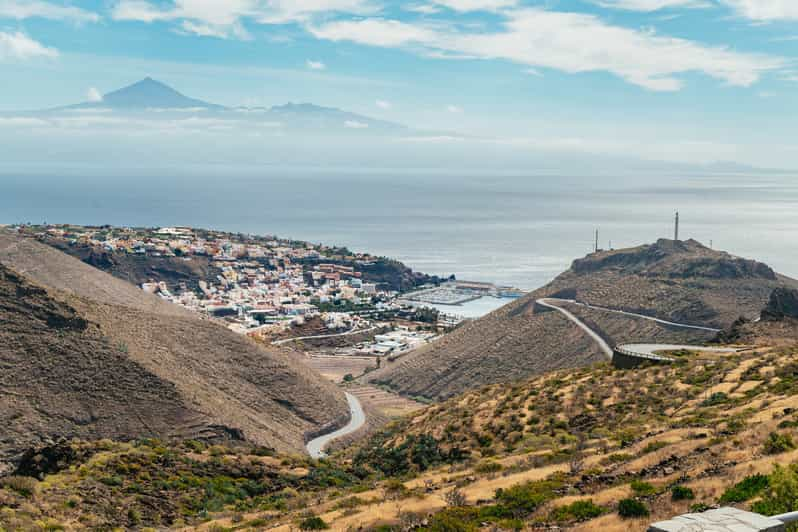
[307,355,379,383]
[348,385,425,418]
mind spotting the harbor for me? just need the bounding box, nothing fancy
[399,280,525,322]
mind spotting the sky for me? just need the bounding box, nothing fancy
[1,0,798,170]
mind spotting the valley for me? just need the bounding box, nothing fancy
[4,228,798,531]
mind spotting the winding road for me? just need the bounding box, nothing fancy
[304,298,731,457]
[535,297,732,362]
[306,392,366,459]
[539,297,720,333]
[536,298,614,358]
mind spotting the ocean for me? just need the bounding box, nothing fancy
[3,169,798,291]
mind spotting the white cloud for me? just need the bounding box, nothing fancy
[592,0,709,11]
[309,9,785,91]
[431,0,517,12]
[310,18,437,46]
[720,0,798,21]
[446,104,463,113]
[375,99,392,109]
[344,120,368,128]
[111,0,379,39]
[180,20,251,39]
[87,87,103,102]
[0,31,58,60]
[404,4,440,14]
[0,0,99,22]
[306,59,326,70]
[307,16,454,47]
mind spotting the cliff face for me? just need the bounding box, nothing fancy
[369,240,795,401]
[0,233,349,469]
[45,239,222,291]
[762,287,798,321]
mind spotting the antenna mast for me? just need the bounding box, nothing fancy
[595,229,599,253]
[674,211,680,241]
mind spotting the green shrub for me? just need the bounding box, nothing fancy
[548,500,605,523]
[354,434,467,476]
[671,485,695,501]
[127,508,142,525]
[641,441,668,454]
[298,516,329,530]
[764,432,795,455]
[494,478,562,516]
[251,446,276,457]
[751,464,798,521]
[475,461,503,474]
[183,440,206,452]
[701,392,728,407]
[605,453,633,463]
[618,499,649,518]
[719,474,769,503]
[424,508,479,532]
[630,479,656,496]
[99,475,123,487]
[690,503,711,513]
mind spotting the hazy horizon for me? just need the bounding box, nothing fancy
[3,0,798,170]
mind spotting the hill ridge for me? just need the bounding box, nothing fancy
[369,239,795,400]
[0,232,349,464]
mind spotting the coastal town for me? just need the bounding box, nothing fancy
[14,224,522,366]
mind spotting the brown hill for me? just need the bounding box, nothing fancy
[0,233,348,469]
[337,337,798,531]
[370,239,795,400]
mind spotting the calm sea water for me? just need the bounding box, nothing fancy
[3,169,798,291]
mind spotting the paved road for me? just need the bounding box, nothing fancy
[615,343,739,363]
[620,343,737,356]
[536,298,728,362]
[305,392,366,459]
[272,326,378,346]
[541,297,720,333]
[536,298,613,358]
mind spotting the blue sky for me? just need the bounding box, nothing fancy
[2,0,798,169]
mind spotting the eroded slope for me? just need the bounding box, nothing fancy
[0,233,348,460]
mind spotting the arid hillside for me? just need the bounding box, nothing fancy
[5,293,798,531]
[0,233,349,465]
[0,261,200,474]
[370,239,794,400]
[317,330,798,531]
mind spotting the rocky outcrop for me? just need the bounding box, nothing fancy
[762,287,798,321]
[572,239,776,280]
